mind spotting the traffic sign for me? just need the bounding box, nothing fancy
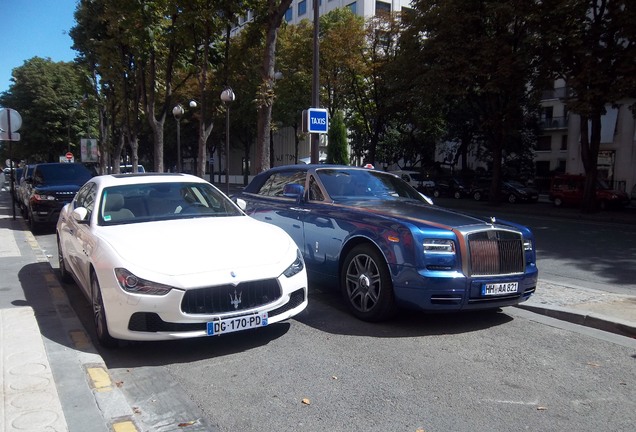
[0,108,22,141]
[0,108,22,132]
[0,131,20,141]
[66,152,74,161]
[305,108,328,134]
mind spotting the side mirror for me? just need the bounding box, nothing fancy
[72,207,89,223]
[234,198,247,211]
[283,184,305,203]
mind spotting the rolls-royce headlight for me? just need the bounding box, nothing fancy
[115,268,172,295]
[283,249,305,278]
[523,239,533,251]
[423,239,456,254]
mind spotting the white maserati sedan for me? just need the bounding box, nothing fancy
[56,173,308,347]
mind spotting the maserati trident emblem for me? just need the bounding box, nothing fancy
[229,290,242,309]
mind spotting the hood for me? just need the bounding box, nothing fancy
[34,184,83,194]
[337,198,491,230]
[97,216,295,277]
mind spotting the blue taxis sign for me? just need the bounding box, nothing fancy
[305,108,329,134]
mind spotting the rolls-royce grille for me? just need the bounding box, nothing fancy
[181,279,282,314]
[468,230,524,276]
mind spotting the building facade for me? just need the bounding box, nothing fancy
[536,79,636,195]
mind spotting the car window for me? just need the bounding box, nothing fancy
[308,174,325,201]
[258,171,306,197]
[75,182,97,218]
[98,182,243,226]
[317,168,426,202]
[34,164,93,185]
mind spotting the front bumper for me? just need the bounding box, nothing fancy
[98,270,308,341]
[392,265,538,312]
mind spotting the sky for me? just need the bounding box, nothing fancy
[0,0,78,94]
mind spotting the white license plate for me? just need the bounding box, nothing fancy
[482,282,518,296]
[207,312,268,336]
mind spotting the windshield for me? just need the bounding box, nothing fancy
[99,182,243,225]
[317,168,429,203]
[35,164,93,186]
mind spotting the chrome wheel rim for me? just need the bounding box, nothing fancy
[92,279,105,338]
[345,253,381,313]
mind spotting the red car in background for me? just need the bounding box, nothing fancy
[549,174,630,209]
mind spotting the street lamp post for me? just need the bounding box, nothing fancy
[220,88,235,194]
[172,105,185,172]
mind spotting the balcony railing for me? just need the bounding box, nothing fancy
[539,116,568,130]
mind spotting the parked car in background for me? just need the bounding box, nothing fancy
[470,178,539,203]
[388,170,435,192]
[56,173,307,347]
[17,164,36,214]
[549,174,630,209]
[234,165,538,322]
[25,163,94,232]
[431,177,468,199]
[10,167,23,202]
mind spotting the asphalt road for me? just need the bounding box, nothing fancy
[58,283,636,432]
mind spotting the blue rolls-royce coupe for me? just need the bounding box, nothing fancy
[234,165,538,321]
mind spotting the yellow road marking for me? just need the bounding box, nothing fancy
[112,420,138,432]
[87,366,112,392]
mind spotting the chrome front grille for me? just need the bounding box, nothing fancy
[468,230,524,276]
[181,279,282,314]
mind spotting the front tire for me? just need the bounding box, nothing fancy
[27,208,42,233]
[554,197,563,207]
[341,245,397,322]
[508,194,517,204]
[57,236,72,282]
[91,271,118,348]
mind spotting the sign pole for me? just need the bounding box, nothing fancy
[7,109,16,220]
[310,0,320,164]
[1,108,22,220]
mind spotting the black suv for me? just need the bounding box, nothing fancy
[25,163,93,232]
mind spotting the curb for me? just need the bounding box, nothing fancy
[21,217,140,431]
[516,303,636,339]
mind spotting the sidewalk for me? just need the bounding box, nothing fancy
[522,281,636,338]
[0,185,634,431]
[0,189,134,432]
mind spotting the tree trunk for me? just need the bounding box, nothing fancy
[579,114,601,213]
[255,0,292,174]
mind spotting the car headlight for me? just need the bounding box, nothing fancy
[115,268,172,295]
[282,249,305,278]
[423,239,456,254]
[32,193,56,201]
[523,239,533,251]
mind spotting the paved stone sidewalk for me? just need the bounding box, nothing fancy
[1,307,68,431]
[521,280,636,338]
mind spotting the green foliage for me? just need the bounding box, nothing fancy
[327,111,349,165]
[537,0,635,211]
[400,0,541,200]
[0,58,89,162]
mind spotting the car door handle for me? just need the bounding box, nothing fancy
[290,207,310,212]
